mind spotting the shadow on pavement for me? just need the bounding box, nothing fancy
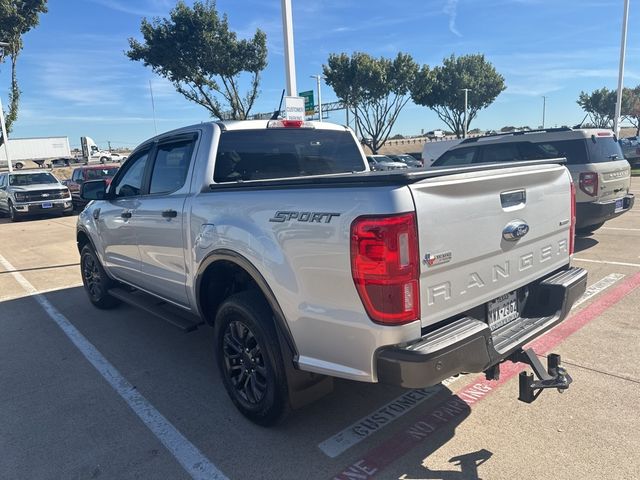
[401,448,493,480]
[574,236,598,253]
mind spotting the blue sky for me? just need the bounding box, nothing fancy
[1,0,638,149]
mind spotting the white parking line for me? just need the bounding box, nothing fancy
[601,227,640,232]
[0,254,228,480]
[317,272,624,459]
[573,258,640,268]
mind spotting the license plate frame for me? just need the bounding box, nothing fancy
[487,290,520,331]
[41,202,53,209]
[614,198,624,213]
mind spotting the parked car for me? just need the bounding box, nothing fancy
[64,164,120,209]
[619,136,640,167]
[386,154,423,168]
[77,119,586,425]
[430,127,634,234]
[366,154,408,171]
[0,170,72,221]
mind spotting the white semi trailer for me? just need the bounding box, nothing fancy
[0,136,71,169]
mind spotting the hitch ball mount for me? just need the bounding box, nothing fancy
[485,348,573,403]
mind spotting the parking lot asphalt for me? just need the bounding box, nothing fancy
[1,179,639,480]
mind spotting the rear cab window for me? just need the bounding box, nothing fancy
[213,129,365,183]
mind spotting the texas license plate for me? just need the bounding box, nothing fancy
[487,291,520,331]
[41,202,53,209]
[614,198,624,213]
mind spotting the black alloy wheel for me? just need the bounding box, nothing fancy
[80,245,120,309]
[222,320,268,405]
[214,291,289,425]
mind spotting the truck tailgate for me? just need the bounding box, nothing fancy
[409,163,572,328]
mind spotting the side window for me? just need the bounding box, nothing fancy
[114,150,150,198]
[535,140,588,165]
[480,143,520,163]
[149,138,195,194]
[0,174,5,188]
[72,170,82,182]
[434,148,477,166]
[517,142,552,160]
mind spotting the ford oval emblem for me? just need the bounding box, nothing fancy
[502,220,529,241]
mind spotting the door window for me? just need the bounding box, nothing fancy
[149,138,195,194]
[72,170,82,182]
[0,174,5,188]
[113,150,150,198]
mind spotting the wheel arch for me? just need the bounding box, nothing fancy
[195,249,298,360]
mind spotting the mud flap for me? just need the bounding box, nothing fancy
[274,321,334,410]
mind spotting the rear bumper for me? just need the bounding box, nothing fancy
[375,266,587,388]
[576,194,634,229]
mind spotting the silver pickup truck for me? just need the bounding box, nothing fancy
[0,170,73,221]
[77,120,587,425]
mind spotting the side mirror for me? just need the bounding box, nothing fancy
[81,179,107,201]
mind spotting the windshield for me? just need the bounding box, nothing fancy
[9,172,58,186]
[86,167,119,180]
[214,129,365,182]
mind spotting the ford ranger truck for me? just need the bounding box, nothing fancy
[76,120,587,425]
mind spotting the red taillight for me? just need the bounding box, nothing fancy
[350,212,420,325]
[570,180,576,255]
[579,171,598,197]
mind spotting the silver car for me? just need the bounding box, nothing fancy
[366,154,408,171]
[0,170,72,222]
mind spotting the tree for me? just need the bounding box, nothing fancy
[577,88,617,128]
[323,52,418,153]
[623,85,640,136]
[127,0,267,120]
[0,0,48,134]
[411,54,505,138]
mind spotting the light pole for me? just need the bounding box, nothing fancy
[461,88,471,138]
[310,74,324,122]
[542,96,547,129]
[0,41,12,172]
[281,0,297,96]
[614,0,630,136]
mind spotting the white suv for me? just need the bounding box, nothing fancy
[431,128,634,234]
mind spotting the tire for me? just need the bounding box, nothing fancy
[80,244,120,309]
[576,222,605,236]
[100,157,108,164]
[8,200,20,222]
[214,290,289,426]
[14,162,23,170]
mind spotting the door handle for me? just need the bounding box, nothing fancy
[121,211,132,219]
[162,209,178,218]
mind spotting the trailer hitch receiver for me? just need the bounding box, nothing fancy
[510,348,572,403]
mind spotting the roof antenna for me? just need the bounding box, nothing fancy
[271,89,285,120]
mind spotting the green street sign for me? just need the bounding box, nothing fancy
[299,90,315,116]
